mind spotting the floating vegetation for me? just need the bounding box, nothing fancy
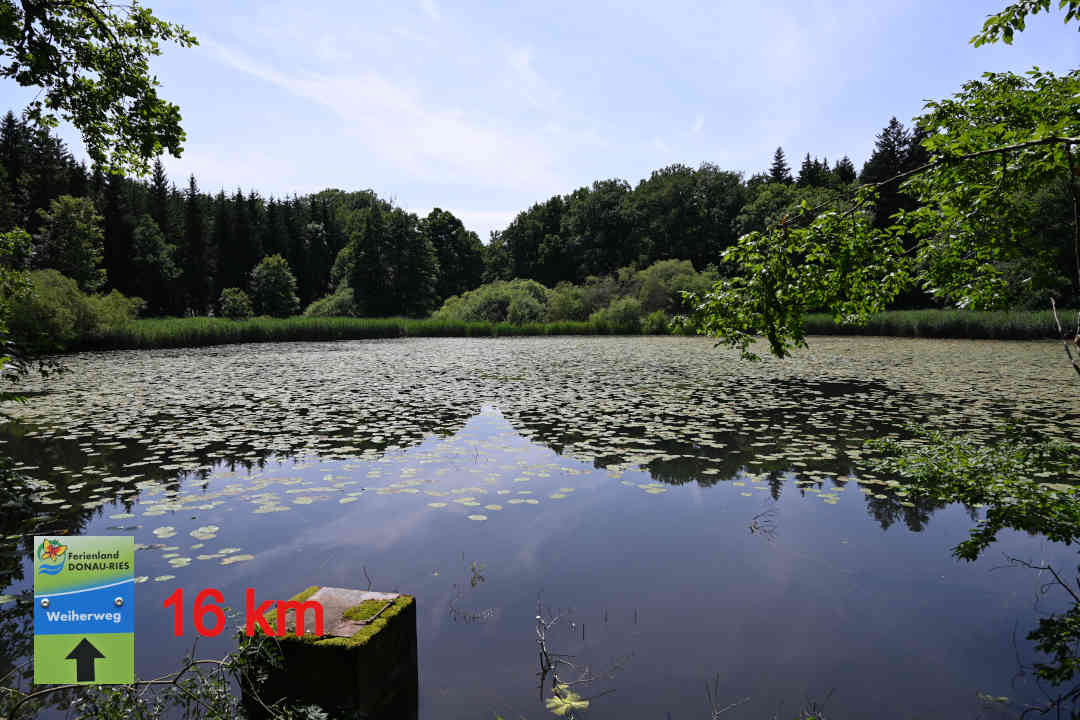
[2,336,1078,631]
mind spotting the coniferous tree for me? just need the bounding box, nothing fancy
[102,171,135,294]
[769,147,793,184]
[261,197,287,258]
[834,156,857,185]
[209,190,234,298]
[182,175,211,314]
[148,158,169,233]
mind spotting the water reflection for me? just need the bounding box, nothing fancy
[1,337,1078,717]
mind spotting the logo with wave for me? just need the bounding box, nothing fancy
[37,539,68,575]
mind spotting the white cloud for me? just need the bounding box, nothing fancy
[503,44,560,111]
[420,0,440,21]
[201,37,565,194]
[692,113,704,134]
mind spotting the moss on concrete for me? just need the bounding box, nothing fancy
[343,599,390,623]
[318,596,413,649]
[254,587,414,649]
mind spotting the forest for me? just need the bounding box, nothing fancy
[4,107,1075,350]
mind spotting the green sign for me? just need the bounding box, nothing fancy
[33,535,134,684]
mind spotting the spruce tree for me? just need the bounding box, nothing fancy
[102,171,134,294]
[769,147,792,184]
[182,175,210,314]
[209,190,234,297]
[834,156,857,185]
[148,158,169,233]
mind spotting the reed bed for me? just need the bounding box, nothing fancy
[802,309,1070,340]
[70,309,1071,352]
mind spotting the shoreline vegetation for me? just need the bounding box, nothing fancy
[64,309,1071,352]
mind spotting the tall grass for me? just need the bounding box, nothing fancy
[77,316,605,350]
[803,309,1071,340]
[71,309,1072,352]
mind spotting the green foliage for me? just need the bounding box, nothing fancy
[303,286,356,317]
[802,308,1066,339]
[77,316,599,350]
[31,194,105,292]
[642,309,670,334]
[433,278,550,324]
[8,269,141,350]
[870,426,1080,561]
[632,259,716,314]
[590,297,642,334]
[219,287,253,320]
[545,282,587,321]
[249,254,299,318]
[683,68,1080,359]
[422,208,484,301]
[869,426,1080,687]
[971,0,1080,46]
[0,0,198,174]
[0,227,30,328]
[506,293,544,325]
[131,214,178,314]
[347,205,439,317]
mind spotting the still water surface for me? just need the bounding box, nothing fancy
[2,336,1079,718]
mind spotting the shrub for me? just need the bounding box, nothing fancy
[642,310,670,334]
[249,254,299,317]
[304,286,357,317]
[590,297,642,334]
[545,282,587,321]
[432,278,550,323]
[580,275,618,316]
[507,294,544,324]
[219,287,253,320]
[634,259,714,314]
[8,269,141,349]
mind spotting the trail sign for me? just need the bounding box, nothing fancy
[34,535,134,684]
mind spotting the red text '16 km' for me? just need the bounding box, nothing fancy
[163,588,324,637]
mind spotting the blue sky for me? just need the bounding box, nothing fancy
[1,0,1077,240]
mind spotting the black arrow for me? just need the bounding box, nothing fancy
[65,638,105,682]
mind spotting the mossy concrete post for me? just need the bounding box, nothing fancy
[244,586,417,719]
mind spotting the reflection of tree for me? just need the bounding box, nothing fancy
[862,492,945,533]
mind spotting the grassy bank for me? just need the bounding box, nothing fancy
[68,309,1069,351]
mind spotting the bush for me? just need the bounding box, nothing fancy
[507,294,544,324]
[642,310,670,334]
[249,254,299,317]
[304,286,357,317]
[633,259,714,314]
[432,278,550,323]
[545,282,587,321]
[590,297,642,334]
[8,269,141,349]
[219,287,253,320]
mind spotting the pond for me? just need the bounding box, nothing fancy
[2,336,1079,718]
